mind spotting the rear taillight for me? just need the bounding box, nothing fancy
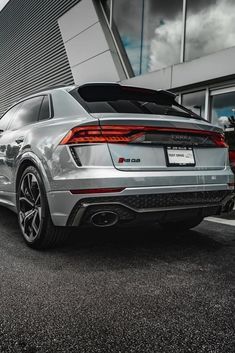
[60,125,228,147]
[60,125,144,144]
[210,133,228,147]
[229,151,235,167]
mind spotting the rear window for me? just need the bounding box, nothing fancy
[69,84,194,118]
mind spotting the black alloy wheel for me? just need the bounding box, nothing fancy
[17,166,69,249]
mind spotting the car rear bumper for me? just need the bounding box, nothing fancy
[47,184,235,227]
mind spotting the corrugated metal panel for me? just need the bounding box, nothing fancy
[0,0,81,116]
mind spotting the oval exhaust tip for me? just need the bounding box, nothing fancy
[91,211,119,227]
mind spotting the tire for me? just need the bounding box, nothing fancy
[159,217,203,232]
[17,165,69,249]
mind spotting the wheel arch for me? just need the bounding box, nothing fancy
[15,153,51,193]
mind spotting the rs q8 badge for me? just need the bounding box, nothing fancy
[118,158,141,163]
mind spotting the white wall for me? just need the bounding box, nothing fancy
[58,0,126,85]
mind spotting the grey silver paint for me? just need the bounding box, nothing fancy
[0,86,234,227]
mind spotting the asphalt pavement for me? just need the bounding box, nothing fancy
[0,207,234,353]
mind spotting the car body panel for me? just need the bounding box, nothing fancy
[47,181,233,227]
[0,85,233,228]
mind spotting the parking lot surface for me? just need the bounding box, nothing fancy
[0,207,234,353]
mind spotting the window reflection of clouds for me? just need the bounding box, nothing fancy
[112,0,235,75]
[113,0,182,74]
[145,0,182,72]
[113,0,143,75]
[150,0,235,70]
[185,0,235,61]
[148,15,182,71]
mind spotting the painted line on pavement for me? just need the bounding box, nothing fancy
[205,217,235,226]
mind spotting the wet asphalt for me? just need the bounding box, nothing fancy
[0,207,234,353]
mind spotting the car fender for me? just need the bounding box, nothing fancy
[15,151,51,192]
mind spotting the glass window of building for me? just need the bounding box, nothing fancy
[142,0,183,73]
[185,0,235,62]
[211,90,235,126]
[113,0,183,76]
[102,0,111,18]
[182,90,205,117]
[113,0,143,76]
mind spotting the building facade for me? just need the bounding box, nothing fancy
[1,0,235,127]
[0,0,81,116]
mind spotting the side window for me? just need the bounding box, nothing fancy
[0,103,22,131]
[8,96,43,131]
[39,95,50,120]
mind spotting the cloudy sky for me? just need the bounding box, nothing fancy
[0,0,10,12]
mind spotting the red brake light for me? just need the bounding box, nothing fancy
[60,125,228,147]
[60,125,144,144]
[209,132,228,148]
[70,187,125,194]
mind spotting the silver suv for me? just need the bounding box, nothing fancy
[0,83,234,249]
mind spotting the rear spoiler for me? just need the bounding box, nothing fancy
[78,83,175,106]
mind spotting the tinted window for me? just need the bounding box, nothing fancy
[74,98,192,118]
[0,103,22,131]
[8,96,43,130]
[39,95,50,120]
[70,84,203,120]
[84,100,187,116]
[70,91,191,118]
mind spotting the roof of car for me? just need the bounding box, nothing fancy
[7,82,175,111]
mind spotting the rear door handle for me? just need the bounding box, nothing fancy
[15,137,24,144]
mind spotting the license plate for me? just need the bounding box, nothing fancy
[166,147,195,166]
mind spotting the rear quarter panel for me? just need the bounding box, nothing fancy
[14,114,98,191]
